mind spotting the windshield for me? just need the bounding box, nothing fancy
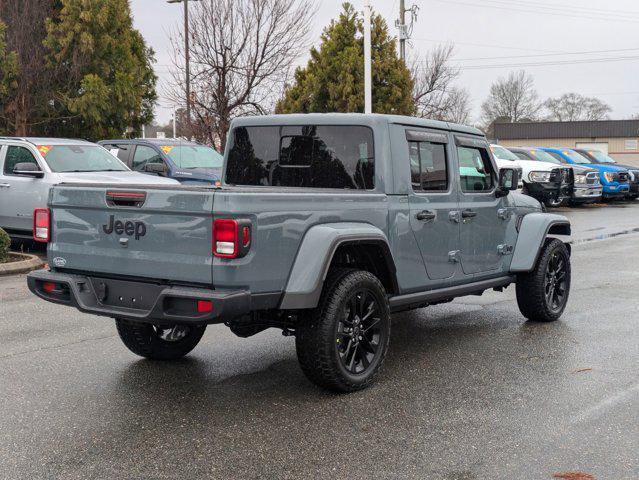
[562,149,592,164]
[587,150,616,164]
[490,145,519,161]
[40,145,129,173]
[164,145,224,169]
[527,149,562,164]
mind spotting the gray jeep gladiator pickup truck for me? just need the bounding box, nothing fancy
[28,114,572,392]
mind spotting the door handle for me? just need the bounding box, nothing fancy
[461,209,477,219]
[416,210,436,221]
[0,183,10,188]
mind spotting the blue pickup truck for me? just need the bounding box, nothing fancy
[540,147,630,199]
[99,139,223,186]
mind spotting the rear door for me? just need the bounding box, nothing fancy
[49,185,215,285]
[454,136,509,275]
[406,129,460,280]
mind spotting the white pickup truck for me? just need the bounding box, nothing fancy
[490,144,571,207]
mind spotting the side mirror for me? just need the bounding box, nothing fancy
[144,162,167,175]
[496,167,519,197]
[13,163,44,178]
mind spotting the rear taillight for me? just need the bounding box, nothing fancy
[213,218,251,258]
[33,208,50,243]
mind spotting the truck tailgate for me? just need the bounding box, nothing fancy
[48,185,214,285]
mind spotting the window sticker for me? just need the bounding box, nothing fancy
[160,146,174,155]
[37,145,52,156]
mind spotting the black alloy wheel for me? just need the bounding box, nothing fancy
[516,238,571,322]
[337,288,384,375]
[544,250,568,313]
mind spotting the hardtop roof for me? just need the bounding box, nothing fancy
[0,137,95,146]
[230,113,484,137]
[99,138,201,146]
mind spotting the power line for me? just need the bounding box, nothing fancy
[457,54,639,70]
[431,0,639,24]
[411,37,565,54]
[487,0,639,19]
[450,47,639,62]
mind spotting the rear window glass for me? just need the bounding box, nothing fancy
[225,125,375,189]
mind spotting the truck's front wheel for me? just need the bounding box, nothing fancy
[295,269,391,392]
[115,319,206,360]
[516,238,571,322]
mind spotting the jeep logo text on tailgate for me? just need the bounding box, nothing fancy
[102,215,147,240]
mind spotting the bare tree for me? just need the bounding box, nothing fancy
[411,44,471,123]
[481,70,542,128]
[167,0,315,149]
[545,93,611,121]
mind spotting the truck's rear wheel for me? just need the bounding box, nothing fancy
[516,238,571,322]
[115,319,206,360]
[295,269,391,392]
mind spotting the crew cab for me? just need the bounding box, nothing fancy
[574,148,639,200]
[0,137,179,238]
[98,139,224,186]
[28,114,572,392]
[508,147,601,205]
[540,147,630,199]
[490,144,571,207]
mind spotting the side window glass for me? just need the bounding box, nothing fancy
[458,146,494,193]
[547,151,564,163]
[409,140,448,192]
[4,146,39,175]
[105,144,131,163]
[132,145,163,171]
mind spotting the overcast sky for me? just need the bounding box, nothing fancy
[130,0,639,124]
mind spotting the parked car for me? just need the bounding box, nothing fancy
[28,114,572,393]
[508,147,601,205]
[0,137,179,238]
[98,138,223,186]
[540,147,630,199]
[490,144,571,207]
[574,148,639,200]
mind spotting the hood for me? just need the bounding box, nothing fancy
[569,164,597,174]
[55,171,181,185]
[587,163,628,173]
[513,159,558,172]
[171,167,222,183]
[511,191,543,211]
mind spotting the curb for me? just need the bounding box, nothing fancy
[0,253,45,276]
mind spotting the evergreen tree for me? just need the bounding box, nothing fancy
[0,21,18,135]
[44,0,157,139]
[276,2,414,115]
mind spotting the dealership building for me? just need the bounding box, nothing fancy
[494,119,639,164]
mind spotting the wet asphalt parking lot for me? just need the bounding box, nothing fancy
[1,201,638,480]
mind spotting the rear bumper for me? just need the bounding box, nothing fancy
[27,270,251,325]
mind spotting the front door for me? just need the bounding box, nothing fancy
[0,145,47,233]
[455,137,509,275]
[406,129,460,280]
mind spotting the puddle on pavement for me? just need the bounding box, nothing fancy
[570,227,639,245]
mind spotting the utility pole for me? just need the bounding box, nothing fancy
[168,0,198,136]
[399,0,406,61]
[396,1,417,62]
[363,0,372,114]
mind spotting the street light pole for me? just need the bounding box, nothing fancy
[363,0,372,114]
[399,0,406,61]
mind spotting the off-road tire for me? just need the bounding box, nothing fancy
[115,319,206,360]
[516,238,571,322]
[295,269,391,393]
